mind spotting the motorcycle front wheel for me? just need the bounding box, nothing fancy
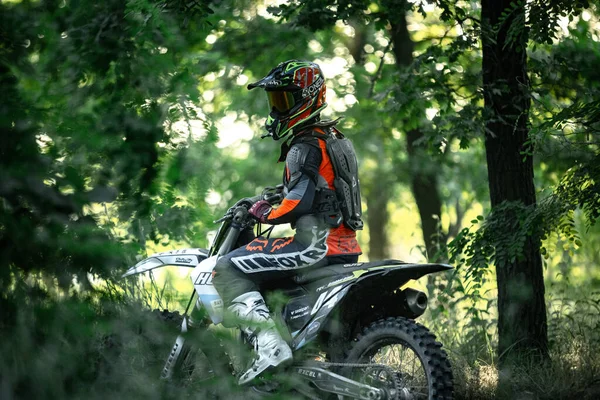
[340,317,453,400]
[152,310,232,397]
[157,313,257,399]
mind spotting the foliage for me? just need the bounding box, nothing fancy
[0,0,218,297]
[438,150,600,345]
[437,280,600,399]
[0,289,257,399]
[1,0,600,397]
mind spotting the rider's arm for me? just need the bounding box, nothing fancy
[265,143,321,225]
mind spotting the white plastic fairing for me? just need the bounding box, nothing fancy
[191,255,224,324]
[122,248,208,277]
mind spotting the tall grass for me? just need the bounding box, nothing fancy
[434,282,600,400]
[2,272,599,399]
[0,278,299,399]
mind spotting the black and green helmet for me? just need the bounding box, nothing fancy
[248,60,328,141]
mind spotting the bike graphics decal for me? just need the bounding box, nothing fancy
[231,228,329,273]
[210,298,223,314]
[311,285,344,315]
[191,256,219,295]
[190,256,224,324]
[195,271,214,285]
[157,249,205,256]
[122,248,208,277]
[316,274,355,292]
[290,305,310,320]
[306,320,320,335]
[350,263,410,279]
[284,295,313,331]
[197,294,224,324]
[293,285,350,350]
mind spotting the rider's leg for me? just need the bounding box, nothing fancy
[214,254,295,385]
[213,230,329,384]
[227,291,293,384]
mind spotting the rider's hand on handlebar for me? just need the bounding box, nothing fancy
[214,191,282,224]
[248,200,272,223]
[214,199,250,223]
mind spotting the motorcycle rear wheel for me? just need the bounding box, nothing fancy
[340,317,453,400]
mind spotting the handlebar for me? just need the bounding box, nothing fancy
[213,186,284,224]
[263,192,284,205]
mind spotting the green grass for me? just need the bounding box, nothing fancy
[2,276,600,399]
[441,299,600,400]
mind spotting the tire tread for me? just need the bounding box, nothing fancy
[345,317,453,400]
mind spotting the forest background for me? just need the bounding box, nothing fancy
[1,0,600,399]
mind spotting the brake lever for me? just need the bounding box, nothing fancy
[214,205,238,223]
[214,213,231,224]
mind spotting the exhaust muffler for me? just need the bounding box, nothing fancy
[402,288,428,318]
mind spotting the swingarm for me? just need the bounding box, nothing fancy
[293,364,388,400]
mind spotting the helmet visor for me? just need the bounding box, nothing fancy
[266,91,296,113]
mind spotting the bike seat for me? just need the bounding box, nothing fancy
[292,259,406,285]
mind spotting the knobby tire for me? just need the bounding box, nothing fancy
[341,317,453,400]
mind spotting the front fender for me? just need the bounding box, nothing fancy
[122,248,208,278]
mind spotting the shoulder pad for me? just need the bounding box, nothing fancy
[286,142,321,186]
[291,133,321,148]
[278,133,320,162]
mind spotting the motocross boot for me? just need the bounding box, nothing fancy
[228,291,293,385]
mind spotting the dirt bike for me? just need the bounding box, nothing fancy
[123,187,454,399]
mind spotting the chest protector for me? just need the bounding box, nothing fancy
[291,127,363,231]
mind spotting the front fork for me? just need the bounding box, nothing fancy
[160,297,234,381]
[160,316,190,380]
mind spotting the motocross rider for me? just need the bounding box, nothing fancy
[212,60,363,384]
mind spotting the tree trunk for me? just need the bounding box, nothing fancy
[389,16,444,262]
[406,128,444,261]
[349,14,444,263]
[481,0,549,363]
[347,21,391,260]
[365,175,390,260]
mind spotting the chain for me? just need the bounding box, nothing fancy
[294,361,402,400]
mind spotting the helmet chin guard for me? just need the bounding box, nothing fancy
[264,100,326,141]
